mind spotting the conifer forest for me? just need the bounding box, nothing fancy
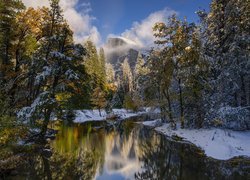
[0,0,249,179]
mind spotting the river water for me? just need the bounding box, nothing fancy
[5,119,250,180]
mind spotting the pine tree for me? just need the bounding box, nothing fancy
[134,53,149,95]
[0,0,25,116]
[199,0,250,126]
[0,0,24,66]
[106,63,115,83]
[18,0,86,138]
[91,87,107,116]
[152,15,208,128]
[146,49,175,126]
[84,40,100,87]
[98,47,107,88]
[121,58,133,94]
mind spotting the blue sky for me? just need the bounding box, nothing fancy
[23,0,211,46]
[84,0,210,40]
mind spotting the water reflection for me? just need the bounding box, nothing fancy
[51,121,142,180]
[6,120,250,179]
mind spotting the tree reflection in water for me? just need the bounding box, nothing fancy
[135,127,249,180]
[6,121,250,180]
[135,128,209,180]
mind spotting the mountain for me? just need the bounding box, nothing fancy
[104,37,139,72]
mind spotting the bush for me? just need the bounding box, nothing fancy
[0,115,27,146]
[214,106,250,130]
[123,94,138,112]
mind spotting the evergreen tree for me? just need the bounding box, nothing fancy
[121,58,133,94]
[18,0,86,138]
[0,0,24,66]
[0,0,24,109]
[91,87,107,116]
[84,42,108,110]
[199,0,250,125]
[84,40,100,87]
[134,53,149,102]
[146,49,175,126]
[106,63,115,83]
[152,15,207,128]
[98,47,107,88]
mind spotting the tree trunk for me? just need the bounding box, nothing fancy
[4,43,9,65]
[178,78,184,128]
[42,155,52,180]
[99,108,101,117]
[240,75,247,106]
[39,108,52,141]
[246,76,250,106]
[163,88,175,128]
[15,48,20,72]
[157,85,165,122]
[179,146,184,180]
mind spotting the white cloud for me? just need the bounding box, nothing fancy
[120,8,177,48]
[22,0,50,8]
[22,0,101,45]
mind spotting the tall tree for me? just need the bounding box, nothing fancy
[0,0,25,119]
[134,53,149,105]
[84,40,100,87]
[98,47,107,88]
[121,58,133,94]
[203,0,250,108]
[91,87,107,116]
[146,49,175,126]
[152,15,207,128]
[196,0,250,128]
[106,63,115,83]
[0,0,24,67]
[18,0,86,138]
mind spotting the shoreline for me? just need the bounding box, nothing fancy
[141,120,250,160]
[58,109,250,161]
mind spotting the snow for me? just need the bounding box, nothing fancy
[35,66,52,85]
[112,109,138,118]
[50,51,72,61]
[118,37,138,46]
[17,91,54,121]
[65,69,79,80]
[74,109,142,123]
[142,119,162,127]
[74,110,107,123]
[142,120,250,160]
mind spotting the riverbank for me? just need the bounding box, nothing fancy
[142,120,250,160]
[73,108,152,123]
[66,109,250,161]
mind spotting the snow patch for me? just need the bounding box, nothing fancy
[143,121,250,160]
[142,119,162,127]
[117,36,138,46]
[74,109,143,123]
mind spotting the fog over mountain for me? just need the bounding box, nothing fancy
[104,36,140,72]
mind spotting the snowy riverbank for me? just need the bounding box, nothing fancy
[142,120,250,160]
[74,109,146,123]
[73,109,250,160]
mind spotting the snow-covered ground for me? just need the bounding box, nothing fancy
[142,120,250,160]
[74,109,141,123]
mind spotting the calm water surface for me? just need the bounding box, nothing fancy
[5,119,250,180]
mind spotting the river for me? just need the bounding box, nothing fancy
[4,118,250,180]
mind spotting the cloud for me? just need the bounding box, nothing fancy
[22,0,101,45]
[120,8,177,48]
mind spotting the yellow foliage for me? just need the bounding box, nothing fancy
[0,118,27,146]
[56,93,72,102]
[106,83,117,92]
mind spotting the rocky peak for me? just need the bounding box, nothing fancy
[104,37,139,72]
[107,37,128,48]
